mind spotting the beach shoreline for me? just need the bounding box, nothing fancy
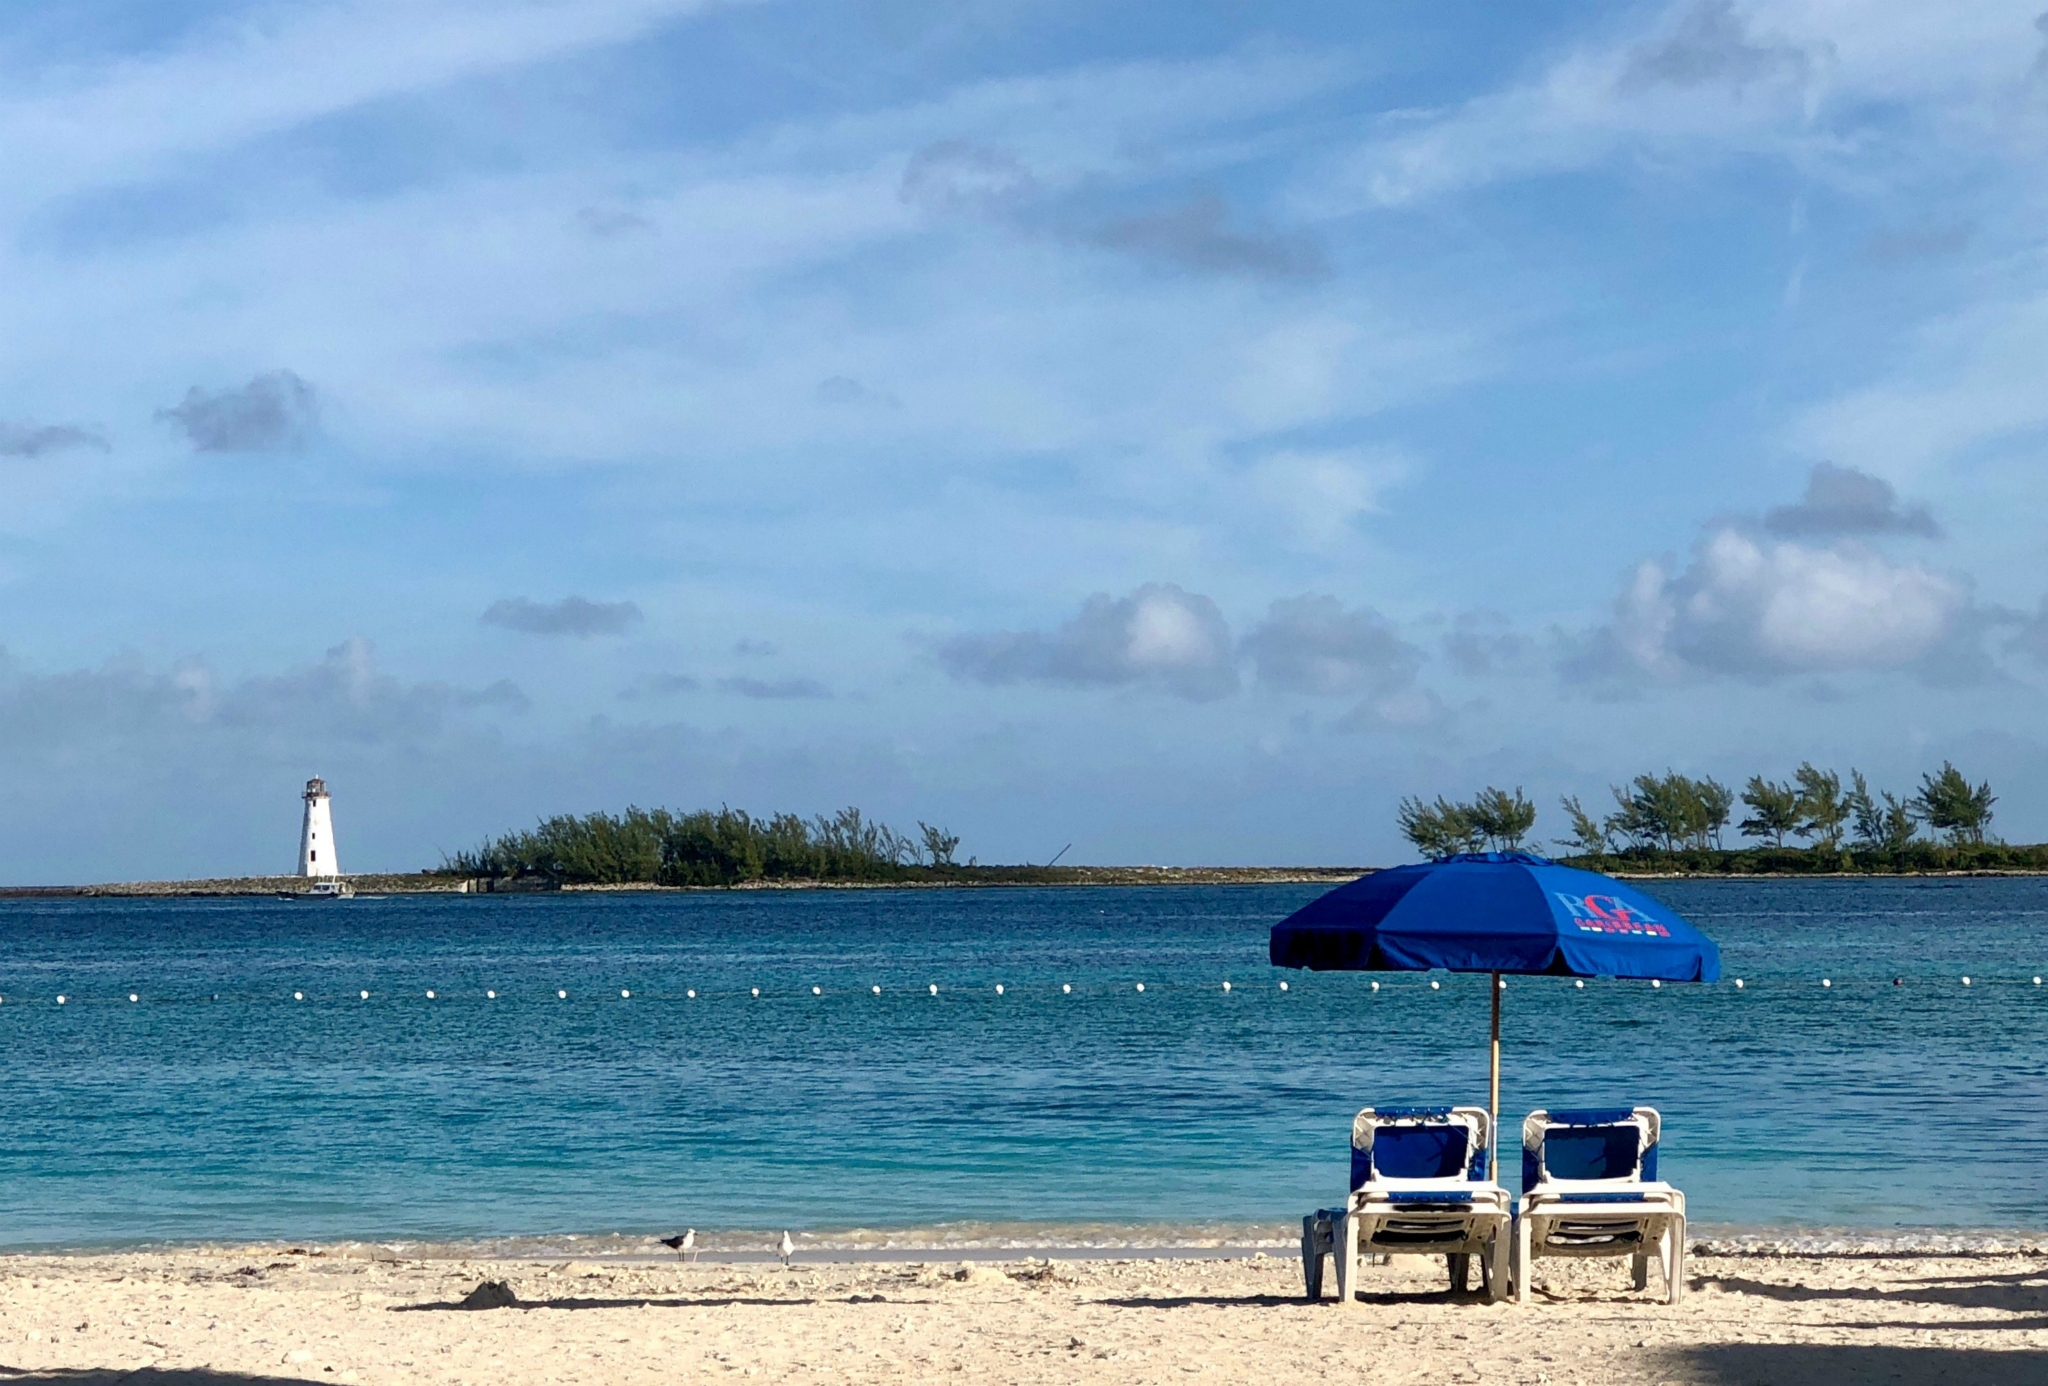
[3,1242,2044,1384]
[9,865,2048,896]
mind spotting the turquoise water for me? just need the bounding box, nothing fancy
[0,879,2045,1249]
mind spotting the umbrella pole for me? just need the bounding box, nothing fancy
[1488,971,1502,1181]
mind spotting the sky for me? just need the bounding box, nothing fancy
[4,0,2048,880]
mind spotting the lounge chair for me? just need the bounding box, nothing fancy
[1514,1106,1686,1305]
[1325,1105,1511,1304]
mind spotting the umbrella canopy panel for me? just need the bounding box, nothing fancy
[1269,852,1721,982]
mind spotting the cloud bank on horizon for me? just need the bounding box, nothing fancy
[1,0,2047,879]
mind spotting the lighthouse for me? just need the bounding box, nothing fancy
[298,777,339,877]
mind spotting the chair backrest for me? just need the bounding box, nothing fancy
[1351,1106,1491,1189]
[1521,1106,1660,1194]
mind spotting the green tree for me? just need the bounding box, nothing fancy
[1467,786,1537,851]
[1847,771,1920,852]
[1739,776,1800,847]
[1397,796,1458,860]
[1607,772,1718,853]
[918,822,961,867]
[1793,763,1850,849]
[1693,777,1735,850]
[1555,795,1610,857]
[1915,762,1996,844]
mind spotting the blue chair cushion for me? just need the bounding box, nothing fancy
[1356,1124,1470,1187]
[1543,1126,1641,1182]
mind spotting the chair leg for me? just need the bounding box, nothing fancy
[1631,1249,1649,1291]
[1515,1218,1533,1305]
[1300,1216,1323,1301]
[1485,1228,1510,1304]
[1667,1218,1686,1306]
[1338,1213,1358,1307]
[1447,1252,1470,1293]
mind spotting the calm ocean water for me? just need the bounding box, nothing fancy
[1,878,2045,1250]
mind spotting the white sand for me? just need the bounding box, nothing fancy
[3,1246,2046,1384]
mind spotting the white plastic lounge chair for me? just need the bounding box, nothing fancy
[1330,1105,1511,1304]
[1514,1106,1686,1305]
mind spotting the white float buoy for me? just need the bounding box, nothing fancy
[360,990,370,1000]
[1961,976,1972,986]
[929,984,938,996]
[994,984,1004,995]
[621,989,631,999]
[811,986,822,996]
[487,990,497,999]
[686,989,696,999]
[751,988,761,998]
[1279,981,1289,991]
[1062,983,1072,994]
[1369,981,1379,992]
[128,993,139,1003]
[1574,980,1585,989]
[1222,981,1232,992]
[57,995,67,1005]
[1499,978,1508,990]
[2035,977,2042,986]
[872,985,881,995]
[294,991,304,1001]
[1822,979,1831,988]
[1429,980,1440,991]
[426,990,436,999]
[1135,982,1145,993]
[1650,979,1661,989]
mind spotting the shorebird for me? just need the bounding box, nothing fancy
[660,1230,696,1263]
[779,1231,795,1269]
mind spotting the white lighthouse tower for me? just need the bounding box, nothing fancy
[298,777,339,877]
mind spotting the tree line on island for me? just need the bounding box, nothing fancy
[1397,762,2025,872]
[441,806,989,887]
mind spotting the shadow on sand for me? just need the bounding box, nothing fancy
[1662,1343,2048,1386]
[1695,1266,2048,1331]
[2,1372,320,1386]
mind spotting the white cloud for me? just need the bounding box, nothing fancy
[0,0,732,202]
[1586,526,1968,679]
[1242,594,1421,696]
[935,582,1239,701]
[1297,1,2048,216]
[1245,447,1405,549]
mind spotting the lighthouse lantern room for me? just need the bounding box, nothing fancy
[298,777,339,878]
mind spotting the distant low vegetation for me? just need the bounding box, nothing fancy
[1399,763,2037,873]
[443,806,974,887]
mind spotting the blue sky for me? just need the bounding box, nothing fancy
[4,0,2048,879]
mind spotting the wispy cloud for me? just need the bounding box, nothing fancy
[717,675,831,700]
[480,596,643,637]
[0,421,108,457]
[156,371,318,453]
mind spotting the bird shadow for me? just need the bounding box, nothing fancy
[1659,1343,2048,1386]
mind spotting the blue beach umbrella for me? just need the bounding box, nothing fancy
[1269,851,1721,1171]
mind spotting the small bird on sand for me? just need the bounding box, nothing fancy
[779,1231,795,1268]
[660,1230,696,1263]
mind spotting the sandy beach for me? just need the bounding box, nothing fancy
[3,1246,2046,1385]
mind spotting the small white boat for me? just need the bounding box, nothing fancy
[279,879,356,900]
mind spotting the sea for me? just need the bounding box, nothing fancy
[1,878,2045,1253]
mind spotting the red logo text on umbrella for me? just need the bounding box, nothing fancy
[1554,893,1672,937]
